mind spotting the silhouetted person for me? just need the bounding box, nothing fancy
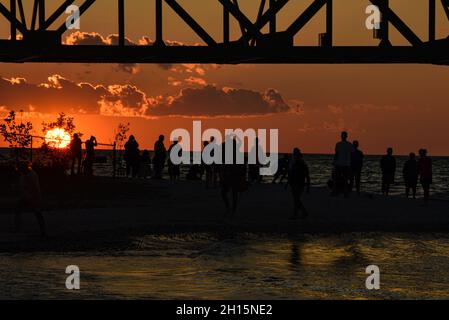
[248,138,262,184]
[418,148,432,206]
[14,162,46,237]
[350,140,364,195]
[272,154,289,184]
[139,149,152,179]
[167,139,181,182]
[209,136,219,187]
[124,135,139,178]
[288,148,310,220]
[380,147,396,196]
[84,136,97,177]
[403,152,418,199]
[203,141,214,188]
[70,133,82,176]
[153,135,167,179]
[219,135,247,217]
[333,131,353,197]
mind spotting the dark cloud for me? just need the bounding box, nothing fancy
[64,32,193,73]
[146,85,297,117]
[0,75,297,118]
[0,75,107,114]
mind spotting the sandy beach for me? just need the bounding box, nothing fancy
[1,177,448,248]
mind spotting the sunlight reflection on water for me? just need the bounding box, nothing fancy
[1,232,449,299]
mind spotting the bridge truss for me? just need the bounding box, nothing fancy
[1,0,449,64]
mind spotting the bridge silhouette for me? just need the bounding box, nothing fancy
[1,0,449,64]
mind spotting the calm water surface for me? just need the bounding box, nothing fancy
[2,149,448,198]
[1,232,449,299]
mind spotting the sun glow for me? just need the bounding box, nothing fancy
[45,128,71,149]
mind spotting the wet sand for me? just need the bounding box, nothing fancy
[0,178,448,247]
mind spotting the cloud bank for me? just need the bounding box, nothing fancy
[0,75,299,118]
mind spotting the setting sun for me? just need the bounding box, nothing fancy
[45,128,71,149]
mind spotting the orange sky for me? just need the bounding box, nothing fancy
[1,0,449,155]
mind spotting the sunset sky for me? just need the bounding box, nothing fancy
[1,0,449,155]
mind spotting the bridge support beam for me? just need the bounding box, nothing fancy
[223,6,229,43]
[429,0,436,42]
[269,0,276,34]
[380,0,390,46]
[155,0,164,46]
[39,0,45,30]
[118,0,124,46]
[326,0,333,46]
[10,0,16,41]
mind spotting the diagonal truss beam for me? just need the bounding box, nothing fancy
[442,0,449,20]
[17,0,26,28]
[56,0,97,37]
[286,0,327,36]
[0,1,27,34]
[164,0,217,46]
[218,0,264,40]
[370,0,423,46]
[253,0,289,32]
[236,0,289,43]
[30,0,38,30]
[44,0,76,29]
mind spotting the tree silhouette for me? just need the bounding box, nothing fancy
[0,110,33,149]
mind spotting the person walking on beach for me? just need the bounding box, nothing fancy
[248,138,263,184]
[209,136,219,188]
[203,141,214,188]
[124,135,140,178]
[153,135,167,179]
[350,140,364,196]
[167,138,182,182]
[403,152,418,199]
[272,154,290,184]
[70,133,83,176]
[288,148,310,220]
[14,162,46,237]
[380,147,396,196]
[84,136,97,177]
[139,150,152,179]
[418,148,432,206]
[219,135,247,217]
[332,131,353,197]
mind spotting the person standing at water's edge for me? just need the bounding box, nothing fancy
[168,138,182,182]
[418,149,432,206]
[272,154,290,184]
[403,152,418,199]
[14,162,46,237]
[124,135,140,178]
[381,147,396,196]
[153,135,167,179]
[219,135,247,217]
[70,133,82,176]
[139,150,152,179]
[333,131,353,197]
[350,140,364,196]
[84,136,97,177]
[288,148,310,220]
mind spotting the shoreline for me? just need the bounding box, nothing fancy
[1,179,449,250]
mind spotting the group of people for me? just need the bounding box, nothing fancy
[69,134,98,176]
[123,135,223,185]
[123,134,173,180]
[119,131,435,218]
[14,130,437,238]
[332,131,433,205]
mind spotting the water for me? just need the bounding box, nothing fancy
[2,148,448,198]
[2,232,449,299]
